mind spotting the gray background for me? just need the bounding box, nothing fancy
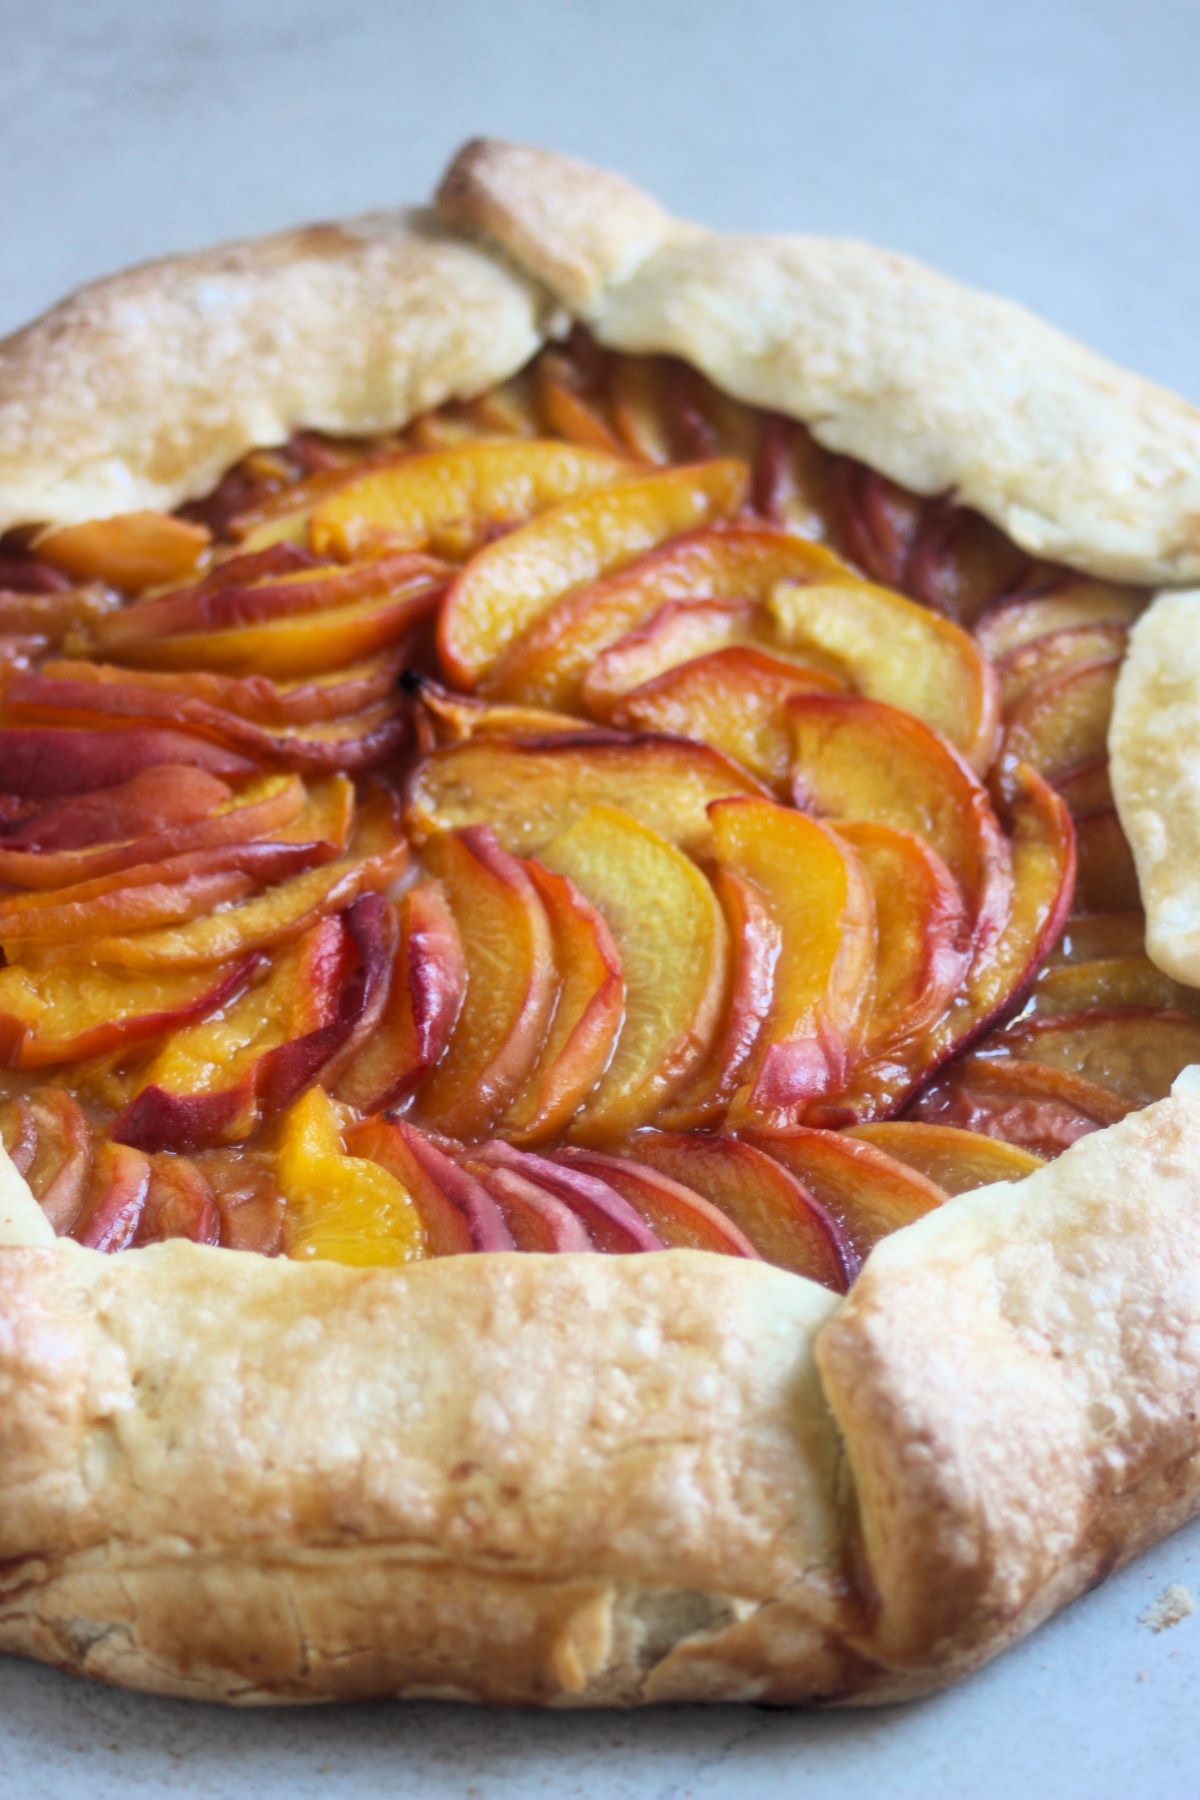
[2,1,1198,1794]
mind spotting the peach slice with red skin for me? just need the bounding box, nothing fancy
[462,1163,594,1252]
[309,439,629,559]
[410,680,591,751]
[333,882,467,1114]
[0,727,258,797]
[769,575,1000,771]
[0,838,335,947]
[554,1147,760,1256]
[912,1053,1132,1156]
[0,772,306,890]
[37,650,406,727]
[1028,955,1200,1019]
[996,656,1120,799]
[347,1117,514,1253]
[974,579,1147,663]
[487,522,856,712]
[996,624,1129,710]
[0,764,232,853]
[739,1125,946,1263]
[70,1142,153,1252]
[414,827,558,1139]
[114,897,392,1152]
[607,646,845,791]
[626,1130,853,1288]
[135,1154,221,1247]
[710,797,875,1122]
[0,954,258,1069]
[656,868,781,1132]
[439,460,748,688]
[35,511,211,594]
[846,1121,1044,1192]
[467,1141,664,1252]
[538,804,729,1144]
[788,693,1011,950]
[988,1008,1200,1108]
[500,859,625,1144]
[94,547,444,647]
[581,597,765,715]
[37,783,406,969]
[5,668,411,775]
[819,765,1075,1123]
[405,731,767,861]
[1,1091,93,1232]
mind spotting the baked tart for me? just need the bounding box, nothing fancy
[2,138,1200,1706]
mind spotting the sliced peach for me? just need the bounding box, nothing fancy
[974,579,1147,662]
[346,1117,514,1253]
[310,439,628,560]
[0,771,306,890]
[997,623,1129,710]
[102,582,442,680]
[5,667,410,774]
[539,804,728,1143]
[1050,912,1146,965]
[414,828,558,1138]
[826,765,1075,1122]
[466,1141,664,1251]
[608,646,844,790]
[461,1162,597,1252]
[846,1121,1044,1193]
[95,548,441,647]
[1029,955,1199,1019]
[486,523,856,711]
[412,680,591,748]
[278,1086,427,1267]
[0,581,118,645]
[0,839,331,947]
[71,1141,153,1252]
[657,868,781,1131]
[135,1154,221,1247]
[0,955,256,1069]
[0,727,257,797]
[3,1090,92,1231]
[534,349,628,455]
[35,511,211,593]
[997,656,1120,798]
[739,1125,946,1263]
[1073,811,1140,912]
[627,1130,852,1288]
[1054,759,1113,817]
[834,820,968,1053]
[554,1146,760,1256]
[609,354,675,463]
[0,763,230,850]
[333,882,466,1113]
[38,650,404,727]
[439,460,748,688]
[501,859,625,1143]
[711,797,875,1120]
[751,417,841,540]
[769,576,999,770]
[991,1008,1200,1107]
[114,900,391,1151]
[43,784,405,969]
[788,694,1010,947]
[900,505,1031,627]
[912,1052,1131,1155]
[405,732,766,861]
[582,597,765,715]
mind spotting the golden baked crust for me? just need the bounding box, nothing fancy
[0,210,549,533]
[1111,588,1200,982]
[2,138,1200,1709]
[439,139,1200,585]
[4,1074,1200,1704]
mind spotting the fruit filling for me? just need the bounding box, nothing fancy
[0,331,1177,1287]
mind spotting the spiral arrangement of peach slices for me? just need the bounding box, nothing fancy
[0,334,1186,1284]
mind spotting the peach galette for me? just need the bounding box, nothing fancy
[2,140,1200,1710]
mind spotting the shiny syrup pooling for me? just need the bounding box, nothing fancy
[0,331,1177,1282]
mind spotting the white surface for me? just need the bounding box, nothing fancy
[2,1,1199,1793]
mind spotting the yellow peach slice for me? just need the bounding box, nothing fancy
[439,461,748,687]
[539,805,728,1143]
[279,1086,426,1266]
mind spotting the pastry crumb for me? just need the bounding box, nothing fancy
[1140,1584,1195,1632]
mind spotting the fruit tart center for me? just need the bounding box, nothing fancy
[0,332,1178,1285]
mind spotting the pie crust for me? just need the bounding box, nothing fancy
[2,138,1200,1708]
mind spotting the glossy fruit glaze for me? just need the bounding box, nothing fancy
[0,329,1185,1287]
